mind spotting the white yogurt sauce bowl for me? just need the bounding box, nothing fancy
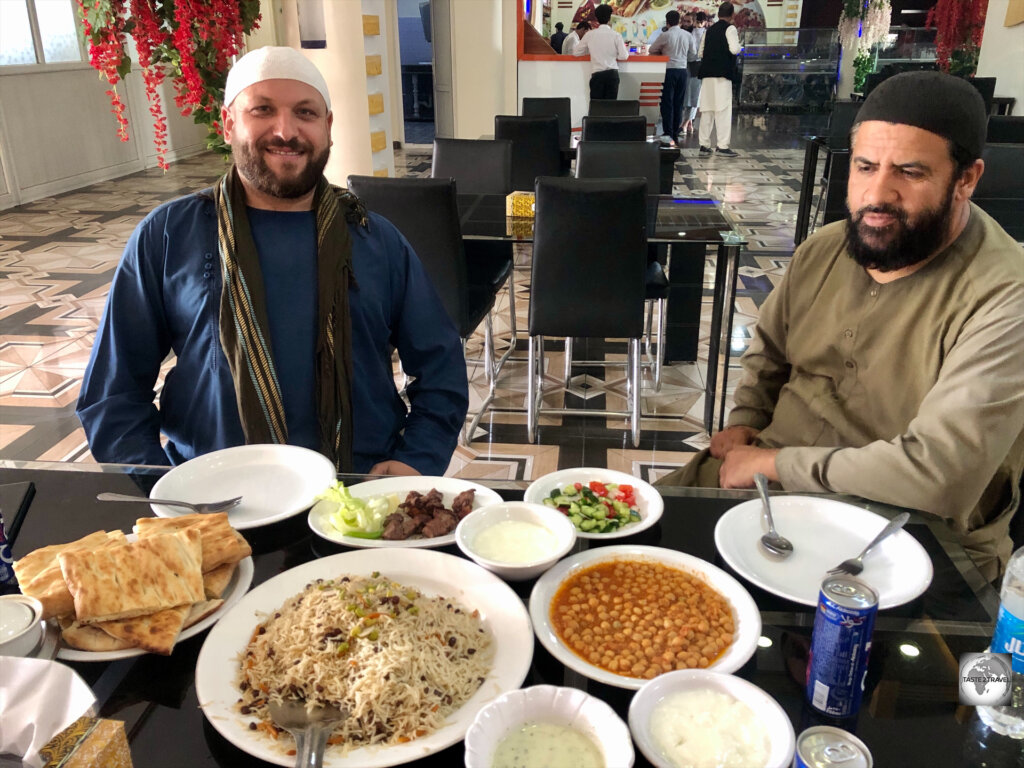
[0,594,44,657]
[629,669,795,768]
[465,684,634,768]
[455,502,576,581]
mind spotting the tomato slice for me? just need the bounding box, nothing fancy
[574,482,583,490]
[589,481,608,497]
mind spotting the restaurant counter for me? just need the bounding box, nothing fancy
[1,460,1019,767]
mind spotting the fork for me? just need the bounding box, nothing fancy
[97,492,243,514]
[827,512,911,576]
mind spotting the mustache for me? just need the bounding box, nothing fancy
[854,204,907,225]
[258,137,309,152]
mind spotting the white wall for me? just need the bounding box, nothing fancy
[449,0,518,139]
[976,0,1024,117]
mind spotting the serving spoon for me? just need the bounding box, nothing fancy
[268,699,345,768]
[754,473,793,559]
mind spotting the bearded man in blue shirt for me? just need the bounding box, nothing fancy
[78,47,468,477]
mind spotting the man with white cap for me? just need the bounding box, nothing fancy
[78,47,468,476]
[658,71,1024,580]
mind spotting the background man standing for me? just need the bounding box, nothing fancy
[573,4,628,100]
[561,22,589,55]
[650,10,694,147]
[550,22,568,53]
[697,2,741,157]
[78,47,468,477]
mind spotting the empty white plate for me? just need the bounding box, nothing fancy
[714,496,933,609]
[150,445,335,529]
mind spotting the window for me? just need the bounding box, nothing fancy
[0,0,84,66]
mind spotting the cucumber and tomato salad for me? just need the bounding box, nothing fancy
[542,481,641,533]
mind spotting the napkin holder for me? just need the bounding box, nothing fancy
[38,716,132,768]
[505,191,535,218]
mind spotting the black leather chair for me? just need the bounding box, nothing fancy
[581,115,647,142]
[974,143,1024,241]
[431,138,518,376]
[968,76,996,116]
[574,141,668,389]
[527,177,647,446]
[826,100,862,150]
[589,99,640,116]
[346,175,500,440]
[987,116,1024,144]
[494,115,562,192]
[522,97,572,151]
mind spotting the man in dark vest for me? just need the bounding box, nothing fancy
[697,2,741,157]
[550,22,568,53]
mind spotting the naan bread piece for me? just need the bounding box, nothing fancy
[94,604,191,656]
[15,531,127,620]
[202,562,237,599]
[183,599,224,629]
[61,619,134,653]
[58,529,204,623]
[134,513,251,572]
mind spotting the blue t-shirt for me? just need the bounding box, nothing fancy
[247,208,319,452]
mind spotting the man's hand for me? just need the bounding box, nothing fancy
[719,445,779,488]
[709,425,761,459]
[368,460,421,476]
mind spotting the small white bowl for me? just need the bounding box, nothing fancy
[523,467,664,539]
[455,502,576,581]
[465,684,635,768]
[628,670,795,768]
[0,594,44,657]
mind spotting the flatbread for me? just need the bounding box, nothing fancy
[184,599,224,629]
[60,619,134,653]
[134,513,251,572]
[15,531,127,620]
[202,562,237,599]
[58,529,204,623]
[94,604,191,656]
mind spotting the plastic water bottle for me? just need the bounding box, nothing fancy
[978,545,1024,738]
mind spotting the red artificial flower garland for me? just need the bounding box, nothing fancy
[76,0,261,170]
[926,0,989,76]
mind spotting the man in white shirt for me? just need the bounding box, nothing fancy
[561,21,589,56]
[650,10,695,146]
[697,2,742,157]
[573,4,628,100]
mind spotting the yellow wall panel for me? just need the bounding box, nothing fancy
[365,55,382,76]
[373,168,389,177]
[368,93,384,115]
[362,15,380,36]
[370,130,387,152]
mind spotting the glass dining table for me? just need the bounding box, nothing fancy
[455,193,747,435]
[1,459,1018,768]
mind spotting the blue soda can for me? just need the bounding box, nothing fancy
[794,726,873,768]
[805,576,878,718]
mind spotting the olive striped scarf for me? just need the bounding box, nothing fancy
[213,167,367,471]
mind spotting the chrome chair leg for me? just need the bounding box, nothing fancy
[463,313,498,445]
[527,335,538,443]
[630,337,641,447]
[563,337,573,389]
[494,272,517,376]
[655,297,666,392]
[644,300,654,359]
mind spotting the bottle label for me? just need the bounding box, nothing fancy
[991,604,1024,674]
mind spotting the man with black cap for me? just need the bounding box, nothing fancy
[78,47,469,477]
[658,71,1024,581]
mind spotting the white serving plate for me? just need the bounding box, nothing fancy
[523,467,664,539]
[714,496,932,608]
[529,545,760,690]
[195,549,534,768]
[307,476,503,548]
[151,444,335,529]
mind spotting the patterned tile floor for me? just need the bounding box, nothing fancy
[0,113,828,481]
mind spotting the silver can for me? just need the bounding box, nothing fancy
[794,725,873,768]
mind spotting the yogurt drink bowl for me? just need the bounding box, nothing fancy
[0,594,44,657]
[455,502,577,581]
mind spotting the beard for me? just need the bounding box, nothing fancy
[232,136,330,199]
[844,178,957,272]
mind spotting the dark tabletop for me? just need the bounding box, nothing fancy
[1,462,1018,768]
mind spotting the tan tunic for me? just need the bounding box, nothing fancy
[728,205,1024,581]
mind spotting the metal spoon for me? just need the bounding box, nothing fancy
[267,699,345,768]
[96,492,242,514]
[754,473,794,559]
